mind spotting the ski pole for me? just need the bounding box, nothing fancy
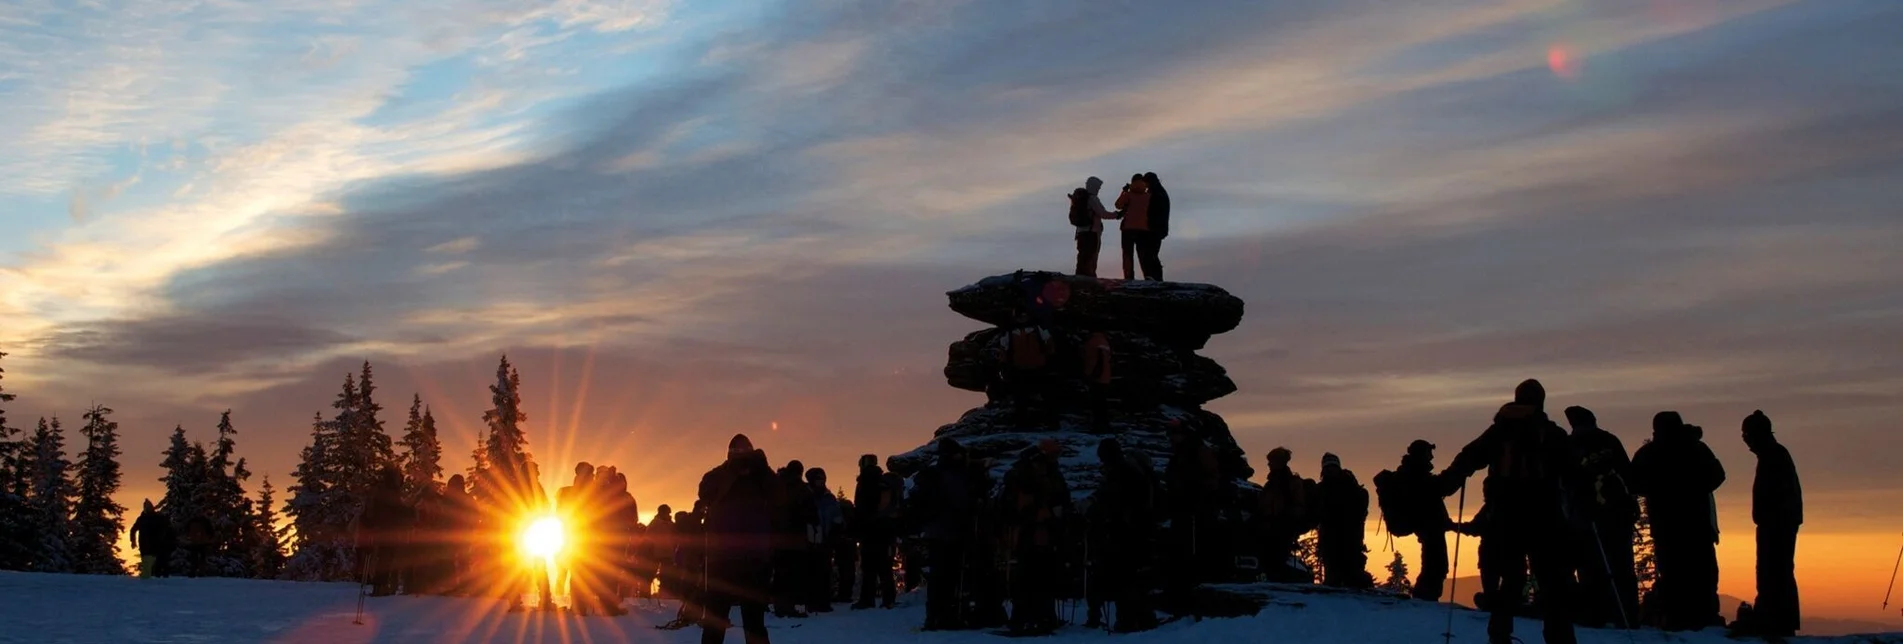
[1884,532,1903,611]
[1442,483,1466,644]
[1590,522,1634,630]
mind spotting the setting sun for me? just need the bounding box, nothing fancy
[521,517,564,560]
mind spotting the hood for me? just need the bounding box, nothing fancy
[1085,176,1104,195]
[1494,402,1539,423]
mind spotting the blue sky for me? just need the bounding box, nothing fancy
[3,0,1902,620]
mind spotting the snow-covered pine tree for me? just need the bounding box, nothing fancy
[250,475,286,579]
[0,349,33,571]
[25,417,76,572]
[479,355,542,514]
[157,425,195,518]
[398,394,443,497]
[1379,551,1412,595]
[69,404,126,574]
[350,362,396,494]
[202,410,254,576]
[283,411,351,580]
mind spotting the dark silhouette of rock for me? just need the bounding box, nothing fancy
[946,273,1244,349]
[943,328,1237,406]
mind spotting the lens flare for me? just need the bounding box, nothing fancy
[1548,43,1579,79]
[522,516,564,559]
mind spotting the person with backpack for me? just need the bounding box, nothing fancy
[1436,379,1581,644]
[1114,174,1160,281]
[697,435,785,644]
[1087,438,1160,632]
[1373,440,1451,600]
[994,311,1057,416]
[1734,410,1802,638]
[129,499,176,578]
[1000,440,1071,635]
[1316,453,1373,589]
[1629,411,1726,632]
[1563,405,1639,628]
[1142,172,1169,280]
[1069,177,1116,277]
[1256,447,1318,582]
[852,454,897,610]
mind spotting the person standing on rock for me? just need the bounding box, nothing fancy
[1629,411,1726,631]
[1069,177,1117,277]
[995,310,1057,419]
[698,434,783,644]
[1001,439,1072,634]
[1080,332,1114,432]
[1563,405,1639,628]
[852,454,897,609]
[1372,440,1451,600]
[1436,379,1580,644]
[1256,447,1318,582]
[1736,410,1801,638]
[1316,453,1373,589]
[1142,172,1169,280]
[914,439,988,630]
[1114,174,1160,281]
[1163,422,1220,604]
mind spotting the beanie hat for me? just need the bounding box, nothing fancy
[1514,379,1546,408]
[1267,447,1292,465]
[730,434,754,451]
[1743,410,1773,435]
[1321,453,1342,470]
[1653,411,1684,433]
[1406,440,1435,456]
[859,454,878,469]
[1563,405,1596,427]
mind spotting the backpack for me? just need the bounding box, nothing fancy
[1006,326,1053,370]
[1373,470,1419,537]
[1068,188,1093,228]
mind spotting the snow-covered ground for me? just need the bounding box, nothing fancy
[2,571,1897,644]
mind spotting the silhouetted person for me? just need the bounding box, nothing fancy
[1114,174,1161,280]
[1564,405,1639,628]
[914,439,986,630]
[558,462,601,614]
[805,467,843,613]
[1142,172,1169,280]
[129,499,175,578]
[831,497,858,604]
[440,474,478,595]
[1080,332,1113,432]
[1087,438,1159,632]
[605,469,640,611]
[1254,447,1317,582]
[1739,410,1802,637]
[356,467,413,595]
[699,435,783,644]
[647,504,677,598]
[1438,379,1580,644]
[1630,411,1726,631]
[1001,440,1070,634]
[1317,453,1372,589]
[1373,440,1451,600]
[1164,422,1219,600]
[852,454,897,610]
[1070,177,1116,277]
[773,460,815,618]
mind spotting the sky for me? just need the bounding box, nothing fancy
[2,0,1901,627]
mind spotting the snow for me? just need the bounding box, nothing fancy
[3,571,1898,644]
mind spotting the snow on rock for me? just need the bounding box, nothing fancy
[894,272,1253,509]
[5,571,1896,643]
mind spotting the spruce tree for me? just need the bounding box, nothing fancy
[1379,551,1412,595]
[479,355,542,513]
[398,394,443,497]
[25,417,76,572]
[250,476,286,579]
[69,405,126,574]
[202,411,253,576]
[0,349,33,571]
[284,412,350,580]
[157,426,206,530]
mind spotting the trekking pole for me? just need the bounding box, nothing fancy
[1442,483,1466,644]
[1589,522,1634,630]
[1884,532,1903,611]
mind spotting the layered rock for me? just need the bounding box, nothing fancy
[891,271,1253,503]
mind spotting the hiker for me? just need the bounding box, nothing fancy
[1142,172,1169,280]
[408,481,448,594]
[1437,379,1581,644]
[354,467,413,595]
[1001,439,1071,634]
[852,454,898,609]
[1114,174,1159,281]
[647,504,677,598]
[1165,422,1220,597]
[1256,447,1319,582]
[557,462,602,614]
[773,460,816,618]
[1316,453,1372,589]
[1629,411,1726,631]
[832,497,859,604]
[440,474,479,595]
[994,311,1057,415]
[698,435,784,644]
[1564,405,1639,628]
[1069,177,1117,277]
[913,439,988,630]
[1080,332,1114,431]
[806,467,844,613]
[1373,440,1451,600]
[128,499,176,578]
[1734,410,1802,638]
[1087,438,1160,632]
[606,469,641,606]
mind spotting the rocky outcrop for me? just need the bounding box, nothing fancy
[892,271,1254,504]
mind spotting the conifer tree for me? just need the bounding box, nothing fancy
[479,355,542,513]
[69,404,125,574]
[1635,500,1657,595]
[1379,551,1413,595]
[284,411,351,580]
[0,349,33,571]
[398,394,443,497]
[25,417,76,572]
[201,411,253,576]
[250,476,286,579]
[158,426,206,531]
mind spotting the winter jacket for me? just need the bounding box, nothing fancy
[811,484,845,545]
[1372,456,1450,534]
[1165,437,1220,514]
[1441,403,1579,527]
[698,451,785,561]
[1751,441,1803,528]
[914,458,987,541]
[1572,425,1639,524]
[1317,469,1370,538]
[1149,183,1171,239]
[1116,188,1151,232]
[1001,452,1071,548]
[130,509,176,556]
[1077,177,1115,234]
[1629,424,1725,542]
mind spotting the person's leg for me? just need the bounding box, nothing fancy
[1120,231,1136,280]
[1483,531,1525,644]
[700,588,734,644]
[1530,531,1579,644]
[1075,232,1098,277]
[925,540,965,628]
[1692,538,1720,629]
[1137,232,1163,281]
[1604,521,1638,628]
[1416,530,1448,601]
[1757,524,1800,636]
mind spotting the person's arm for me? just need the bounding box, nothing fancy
[1115,191,1130,210]
[129,519,140,549]
[1699,443,1727,493]
[1090,195,1114,220]
[1438,427,1497,495]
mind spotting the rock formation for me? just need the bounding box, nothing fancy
[891,271,1254,504]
